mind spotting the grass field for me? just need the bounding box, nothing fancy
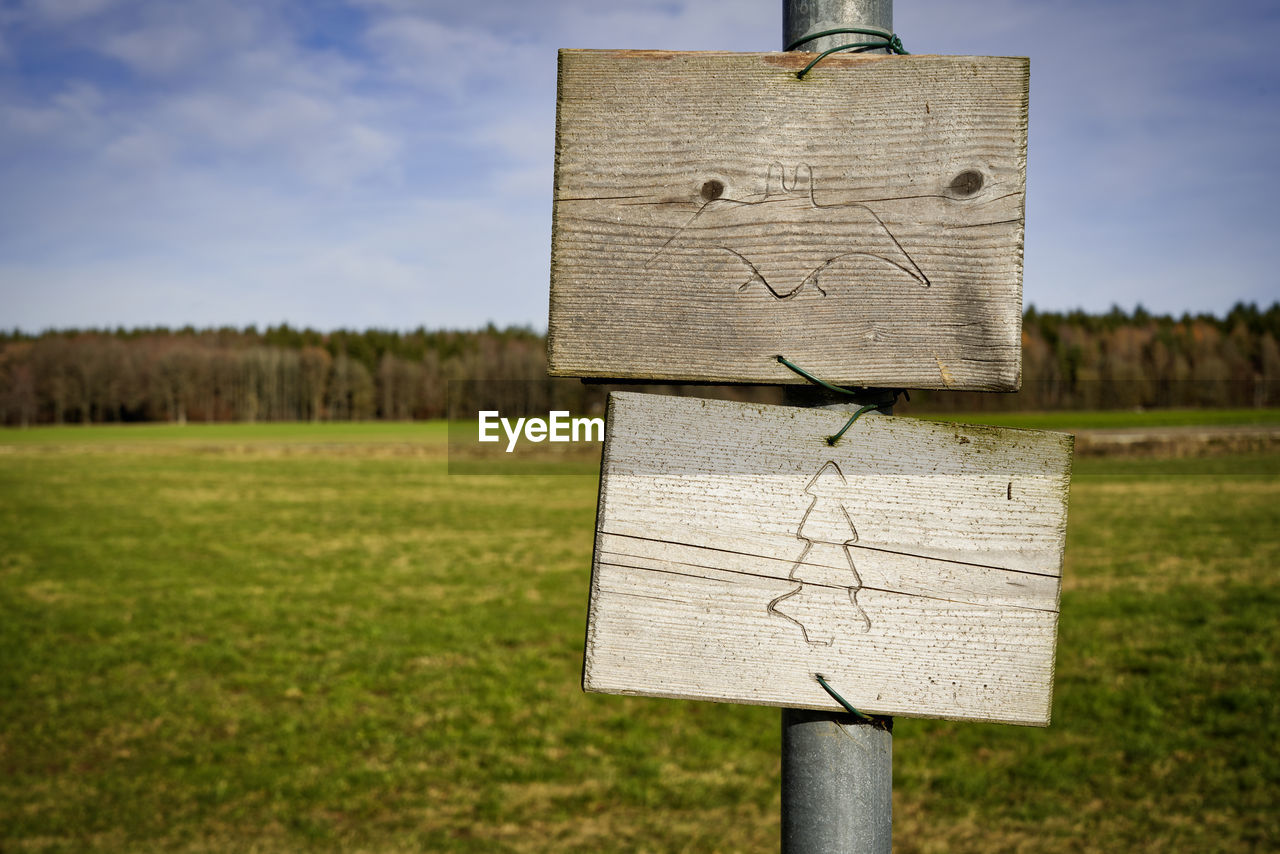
[0,420,449,446]
[2,406,1278,447]
[1,414,1278,852]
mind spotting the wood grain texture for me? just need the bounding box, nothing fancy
[549,50,1029,390]
[584,392,1072,725]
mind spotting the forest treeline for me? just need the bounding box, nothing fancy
[1,303,1278,426]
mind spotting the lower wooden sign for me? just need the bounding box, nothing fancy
[584,392,1073,726]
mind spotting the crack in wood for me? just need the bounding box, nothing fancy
[597,558,1059,614]
[602,529,1060,579]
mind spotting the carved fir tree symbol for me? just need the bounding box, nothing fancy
[768,461,871,645]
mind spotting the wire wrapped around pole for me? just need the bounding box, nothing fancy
[786,27,910,79]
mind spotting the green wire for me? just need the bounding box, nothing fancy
[775,355,860,396]
[815,673,870,721]
[785,27,910,79]
[774,355,898,446]
[786,27,897,51]
[826,403,880,446]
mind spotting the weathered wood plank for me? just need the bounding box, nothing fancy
[549,50,1029,390]
[583,392,1072,725]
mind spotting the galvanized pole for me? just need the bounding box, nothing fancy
[781,1,895,852]
[784,0,894,54]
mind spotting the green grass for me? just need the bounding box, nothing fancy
[3,405,1276,448]
[0,420,448,446]
[1,420,1277,852]
[5,407,1274,450]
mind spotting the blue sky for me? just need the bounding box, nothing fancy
[1,0,1277,332]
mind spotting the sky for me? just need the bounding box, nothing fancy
[0,0,1277,333]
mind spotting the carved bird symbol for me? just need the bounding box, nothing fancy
[646,163,930,300]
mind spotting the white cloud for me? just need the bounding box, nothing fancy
[1,0,1277,333]
[0,80,110,150]
[362,13,544,100]
[0,193,552,330]
[23,0,120,26]
[101,127,171,166]
[101,23,207,75]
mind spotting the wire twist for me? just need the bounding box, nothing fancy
[786,27,911,79]
[775,355,907,445]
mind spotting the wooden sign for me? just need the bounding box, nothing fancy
[549,50,1029,390]
[584,392,1072,725]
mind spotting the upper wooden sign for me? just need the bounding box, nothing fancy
[584,392,1072,725]
[549,50,1029,390]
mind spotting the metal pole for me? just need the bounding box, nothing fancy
[784,0,894,53]
[782,710,893,853]
[781,1,895,851]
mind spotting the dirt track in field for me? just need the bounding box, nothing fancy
[1072,424,1280,457]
